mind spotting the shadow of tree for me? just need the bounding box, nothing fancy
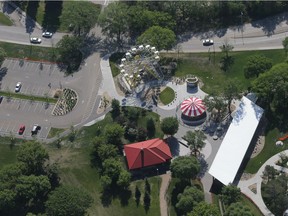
[101,186,132,207]
[25,0,39,34]
[0,67,8,81]
[42,1,63,32]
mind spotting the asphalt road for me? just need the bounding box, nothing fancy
[0,26,66,47]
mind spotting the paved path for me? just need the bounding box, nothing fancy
[238,150,288,216]
[159,173,171,216]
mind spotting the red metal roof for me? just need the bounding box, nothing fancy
[124,138,172,170]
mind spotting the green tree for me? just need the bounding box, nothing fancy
[100,175,112,189]
[104,124,124,146]
[98,144,118,162]
[45,185,93,216]
[0,47,6,66]
[224,202,253,216]
[160,117,179,136]
[117,170,131,189]
[137,26,176,51]
[102,158,122,182]
[170,156,200,181]
[15,175,51,202]
[146,118,156,138]
[220,184,241,206]
[188,201,221,216]
[219,39,234,58]
[111,99,121,119]
[61,1,100,36]
[223,81,242,114]
[252,62,288,112]
[184,131,206,156]
[282,37,288,56]
[203,94,227,122]
[219,39,234,71]
[98,2,129,45]
[262,165,279,182]
[244,55,272,78]
[56,35,83,73]
[176,186,204,214]
[17,142,49,175]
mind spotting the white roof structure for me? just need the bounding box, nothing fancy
[209,96,264,186]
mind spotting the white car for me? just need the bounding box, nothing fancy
[15,82,22,92]
[202,39,214,46]
[42,31,53,38]
[31,124,41,135]
[30,37,42,44]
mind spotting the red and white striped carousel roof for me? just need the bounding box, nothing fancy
[181,97,206,117]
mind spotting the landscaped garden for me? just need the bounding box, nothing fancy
[159,87,175,105]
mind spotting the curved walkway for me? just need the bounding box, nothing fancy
[159,173,171,216]
[238,150,288,216]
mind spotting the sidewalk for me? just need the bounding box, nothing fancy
[238,150,288,216]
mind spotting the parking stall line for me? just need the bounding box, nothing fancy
[33,103,40,112]
[7,60,12,68]
[5,122,12,133]
[27,102,34,112]
[0,121,6,132]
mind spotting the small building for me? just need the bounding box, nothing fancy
[124,138,172,170]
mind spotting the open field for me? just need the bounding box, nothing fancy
[159,87,175,105]
[162,49,286,94]
[0,12,13,26]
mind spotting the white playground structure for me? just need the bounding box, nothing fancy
[118,45,163,94]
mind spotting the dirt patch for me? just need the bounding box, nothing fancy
[248,183,257,194]
[251,136,265,158]
[241,173,255,181]
[97,92,112,114]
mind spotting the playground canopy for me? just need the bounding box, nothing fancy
[124,138,172,170]
[209,96,264,185]
[181,97,206,117]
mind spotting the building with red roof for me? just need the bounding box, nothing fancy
[124,138,172,170]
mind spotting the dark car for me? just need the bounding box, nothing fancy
[202,39,214,46]
[0,96,3,104]
[31,124,41,135]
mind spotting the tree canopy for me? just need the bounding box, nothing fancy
[223,80,242,114]
[56,35,83,73]
[244,55,272,78]
[45,185,93,216]
[61,1,100,36]
[17,142,49,175]
[98,2,129,45]
[160,117,179,136]
[137,26,176,51]
[176,186,204,214]
[104,123,124,146]
[220,184,241,206]
[183,131,206,156]
[188,201,221,216]
[282,37,288,56]
[170,156,200,180]
[224,202,253,216]
[252,62,288,112]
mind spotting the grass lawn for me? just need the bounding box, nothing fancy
[0,41,56,62]
[0,12,13,26]
[159,87,175,105]
[245,128,288,173]
[0,144,18,169]
[162,49,286,94]
[109,53,124,77]
[0,91,57,103]
[47,127,66,139]
[48,145,161,216]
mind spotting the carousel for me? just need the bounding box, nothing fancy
[180,97,207,125]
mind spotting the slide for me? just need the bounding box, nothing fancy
[278,134,288,141]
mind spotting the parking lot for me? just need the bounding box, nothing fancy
[0,58,75,139]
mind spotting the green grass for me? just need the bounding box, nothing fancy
[47,128,66,139]
[162,49,286,94]
[245,128,288,173]
[0,91,57,103]
[0,41,56,62]
[109,53,124,77]
[48,145,161,216]
[159,87,175,105]
[0,12,13,26]
[0,144,18,169]
[110,62,120,77]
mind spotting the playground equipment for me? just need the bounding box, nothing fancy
[278,134,288,141]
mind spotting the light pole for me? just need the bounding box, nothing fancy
[241,11,244,45]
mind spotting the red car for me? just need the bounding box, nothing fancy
[18,125,25,135]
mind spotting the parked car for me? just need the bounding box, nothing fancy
[18,125,25,135]
[202,39,214,46]
[0,96,3,104]
[42,31,53,38]
[31,124,41,135]
[30,37,42,44]
[15,82,22,92]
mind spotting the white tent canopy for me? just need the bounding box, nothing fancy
[208,96,264,186]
